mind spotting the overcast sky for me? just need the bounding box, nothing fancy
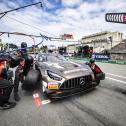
[0,0,126,47]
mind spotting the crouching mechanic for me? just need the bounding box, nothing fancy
[14,58,25,101]
[89,59,102,74]
[0,59,16,110]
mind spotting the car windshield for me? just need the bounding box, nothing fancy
[38,53,68,63]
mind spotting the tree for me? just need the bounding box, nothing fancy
[40,45,48,52]
[8,43,18,49]
[0,43,4,51]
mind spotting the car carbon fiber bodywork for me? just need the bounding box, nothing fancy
[35,53,97,98]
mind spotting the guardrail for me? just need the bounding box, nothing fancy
[99,60,126,65]
[28,52,38,54]
[69,57,126,65]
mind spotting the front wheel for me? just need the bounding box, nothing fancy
[40,82,48,99]
[96,80,100,85]
[22,69,41,91]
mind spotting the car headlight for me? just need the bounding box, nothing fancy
[47,71,63,81]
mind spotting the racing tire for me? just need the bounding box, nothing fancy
[22,69,41,91]
[40,82,48,99]
[96,80,100,85]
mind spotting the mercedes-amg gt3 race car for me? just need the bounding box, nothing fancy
[24,53,104,98]
[33,53,99,98]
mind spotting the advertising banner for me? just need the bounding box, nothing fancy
[92,53,110,60]
[105,13,126,24]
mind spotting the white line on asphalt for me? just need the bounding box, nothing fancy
[42,99,51,105]
[106,77,126,84]
[106,73,126,79]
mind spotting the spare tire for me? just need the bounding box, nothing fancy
[22,69,41,91]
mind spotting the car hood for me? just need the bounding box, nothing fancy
[38,61,92,79]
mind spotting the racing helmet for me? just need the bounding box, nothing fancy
[89,59,95,64]
[21,42,27,54]
[21,42,27,48]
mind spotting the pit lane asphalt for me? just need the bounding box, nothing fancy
[0,60,126,126]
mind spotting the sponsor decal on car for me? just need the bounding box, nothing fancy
[48,83,59,89]
[64,68,88,74]
[45,63,64,69]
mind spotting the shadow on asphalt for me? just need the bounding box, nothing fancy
[50,88,97,104]
[114,87,126,95]
[100,82,126,96]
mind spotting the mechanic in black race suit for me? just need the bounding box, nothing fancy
[14,58,25,101]
[0,42,34,107]
[13,42,34,101]
[20,42,34,76]
[0,57,16,110]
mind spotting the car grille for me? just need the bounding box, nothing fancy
[60,75,92,89]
